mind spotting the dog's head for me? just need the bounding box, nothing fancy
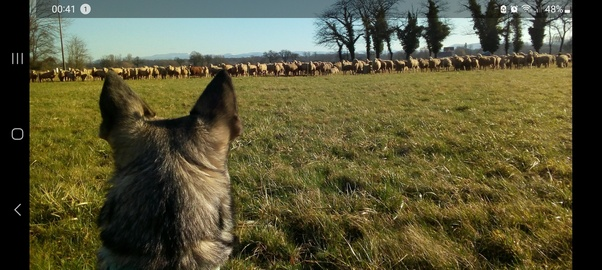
[98,69,242,171]
[97,69,241,268]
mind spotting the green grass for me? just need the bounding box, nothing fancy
[30,68,572,269]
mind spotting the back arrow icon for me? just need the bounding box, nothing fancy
[15,204,21,216]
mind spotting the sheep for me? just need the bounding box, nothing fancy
[534,53,554,68]
[275,62,285,76]
[38,68,59,82]
[234,63,247,77]
[525,51,536,68]
[329,66,340,75]
[109,67,127,79]
[315,61,333,76]
[462,55,473,71]
[92,67,108,80]
[476,54,496,70]
[418,58,429,72]
[372,58,382,74]
[266,63,278,76]
[428,57,441,72]
[180,65,190,78]
[255,63,268,76]
[393,60,406,73]
[76,68,92,81]
[451,55,464,71]
[218,63,235,77]
[499,55,513,69]
[244,62,256,76]
[382,60,394,73]
[556,53,570,68]
[156,66,169,79]
[492,55,502,69]
[30,70,39,82]
[338,60,354,75]
[363,62,373,74]
[298,61,316,76]
[137,66,153,79]
[439,57,452,71]
[58,68,77,81]
[208,64,223,77]
[352,59,364,75]
[471,57,480,70]
[283,62,299,76]
[510,53,525,69]
[151,65,161,79]
[407,56,420,72]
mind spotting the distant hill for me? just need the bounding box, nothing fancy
[141,51,335,60]
[142,53,191,60]
[223,52,264,58]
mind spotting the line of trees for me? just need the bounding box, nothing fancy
[29,0,572,71]
[314,0,572,62]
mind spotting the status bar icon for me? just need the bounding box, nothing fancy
[80,3,91,15]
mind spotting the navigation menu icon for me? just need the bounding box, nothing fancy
[15,204,22,216]
[11,128,24,140]
[12,53,24,65]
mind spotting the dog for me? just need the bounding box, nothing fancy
[96,69,242,270]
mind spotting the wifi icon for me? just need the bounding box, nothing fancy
[522,4,530,11]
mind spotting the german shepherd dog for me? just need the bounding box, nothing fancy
[97,69,242,270]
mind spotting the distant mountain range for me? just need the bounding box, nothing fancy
[142,53,191,60]
[141,51,332,60]
[140,44,482,60]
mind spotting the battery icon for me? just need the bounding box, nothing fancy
[564,7,570,13]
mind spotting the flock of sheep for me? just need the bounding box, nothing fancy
[30,51,571,83]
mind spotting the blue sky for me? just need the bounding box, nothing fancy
[64,18,483,60]
[44,0,571,60]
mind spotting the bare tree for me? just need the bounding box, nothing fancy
[550,14,572,53]
[314,0,363,61]
[354,0,400,60]
[29,0,60,70]
[354,0,375,60]
[99,54,121,68]
[66,36,91,69]
[263,50,280,63]
[280,50,294,62]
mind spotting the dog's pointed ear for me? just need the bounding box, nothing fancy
[191,69,242,140]
[99,71,156,140]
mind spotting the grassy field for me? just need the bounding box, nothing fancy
[30,68,572,269]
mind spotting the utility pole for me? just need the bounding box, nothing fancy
[57,0,65,70]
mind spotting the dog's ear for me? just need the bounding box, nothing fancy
[191,69,242,141]
[98,71,156,140]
